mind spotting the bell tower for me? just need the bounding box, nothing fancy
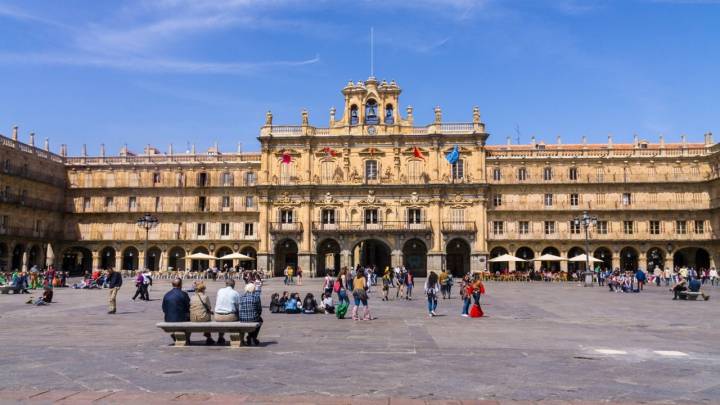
[334,77,402,129]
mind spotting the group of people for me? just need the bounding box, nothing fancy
[0,265,67,294]
[282,265,303,286]
[161,278,263,345]
[269,291,335,314]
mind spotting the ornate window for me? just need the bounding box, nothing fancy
[364,209,379,224]
[222,172,233,186]
[280,162,295,185]
[492,221,504,234]
[280,209,293,223]
[451,160,464,180]
[543,167,553,181]
[517,167,527,181]
[365,160,378,181]
[384,104,394,124]
[569,167,578,181]
[492,167,502,181]
[544,193,553,206]
[407,208,422,224]
[321,209,336,224]
[408,160,423,183]
[570,193,579,206]
[244,171,256,186]
[350,105,359,125]
[544,221,555,234]
[649,220,661,234]
[321,161,335,183]
[197,172,209,187]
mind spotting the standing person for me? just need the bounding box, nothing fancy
[461,275,472,317]
[189,281,215,345]
[381,267,391,301]
[425,271,440,317]
[351,270,371,321]
[653,266,662,287]
[446,272,454,299]
[238,283,263,346]
[405,271,414,300]
[710,267,718,287]
[323,272,334,296]
[439,269,449,299]
[214,279,241,345]
[132,271,145,301]
[296,265,303,286]
[29,266,40,289]
[396,270,406,299]
[106,268,122,314]
[336,269,350,305]
[635,268,646,291]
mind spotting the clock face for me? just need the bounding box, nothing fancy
[367,125,377,135]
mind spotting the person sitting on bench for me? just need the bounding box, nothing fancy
[672,279,688,300]
[214,279,241,345]
[688,277,710,301]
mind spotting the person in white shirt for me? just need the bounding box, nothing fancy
[214,279,241,345]
[710,268,719,286]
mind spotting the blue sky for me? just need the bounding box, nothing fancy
[0,0,718,155]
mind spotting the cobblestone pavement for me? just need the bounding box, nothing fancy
[0,278,718,404]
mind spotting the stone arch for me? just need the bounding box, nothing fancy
[215,246,234,270]
[167,246,185,271]
[62,246,92,275]
[122,246,139,271]
[402,238,427,277]
[566,246,586,275]
[145,246,162,271]
[593,246,613,272]
[446,238,471,277]
[240,246,257,270]
[515,246,535,272]
[352,238,392,274]
[191,246,210,272]
[11,244,25,271]
[0,242,8,271]
[100,246,116,270]
[646,247,665,273]
[27,244,42,268]
[274,238,299,277]
[619,246,639,272]
[489,246,509,273]
[540,246,561,272]
[317,238,341,277]
[673,246,710,269]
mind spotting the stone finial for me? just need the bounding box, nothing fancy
[707,131,714,145]
[82,144,87,157]
[301,109,309,126]
[608,134,613,146]
[60,144,67,156]
[406,105,413,118]
[659,134,665,147]
[531,136,536,145]
[473,106,480,124]
[100,144,106,157]
[434,106,442,124]
[556,135,562,144]
[506,136,512,146]
[29,132,35,147]
[12,126,18,141]
[265,110,273,126]
[191,144,196,154]
[44,138,49,151]
[168,143,174,155]
[237,142,242,153]
[582,135,587,145]
[633,133,639,146]
[681,134,687,145]
[330,106,336,124]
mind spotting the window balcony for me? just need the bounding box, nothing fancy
[270,222,303,233]
[441,221,477,233]
[312,221,431,234]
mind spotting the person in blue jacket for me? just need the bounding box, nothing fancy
[162,278,190,322]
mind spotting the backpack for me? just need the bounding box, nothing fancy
[333,279,341,293]
[335,301,349,319]
[470,304,484,318]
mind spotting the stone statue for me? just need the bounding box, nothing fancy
[301,109,309,126]
[324,192,333,204]
[382,167,393,181]
[350,167,360,182]
[434,106,442,123]
[265,110,273,126]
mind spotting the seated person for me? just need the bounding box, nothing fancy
[190,282,215,345]
[214,279,242,345]
[688,277,710,300]
[278,291,289,310]
[238,283,263,346]
[672,279,688,300]
[302,293,318,314]
[269,293,282,313]
[162,278,190,322]
[319,292,335,314]
[285,293,301,314]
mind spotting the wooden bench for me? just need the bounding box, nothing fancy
[678,291,709,301]
[156,322,260,347]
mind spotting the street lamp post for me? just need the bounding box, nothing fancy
[573,211,598,287]
[136,213,159,271]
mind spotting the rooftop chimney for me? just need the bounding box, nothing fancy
[582,135,587,145]
[531,136,536,145]
[608,134,613,147]
[12,126,18,142]
[633,133,639,147]
[659,134,665,147]
[707,131,714,145]
[44,138,49,151]
[506,136,511,146]
[681,134,687,145]
[168,143,174,155]
[29,132,35,147]
[100,144,106,157]
[60,144,67,157]
[556,135,561,145]
[82,144,87,157]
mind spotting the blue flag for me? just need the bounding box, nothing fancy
[446,145,460,164]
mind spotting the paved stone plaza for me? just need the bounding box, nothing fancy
[0,278,719,404]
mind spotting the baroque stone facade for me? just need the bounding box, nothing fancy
[1,77,718,277]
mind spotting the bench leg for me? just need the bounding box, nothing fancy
[172,332,188,347]
[230,332,245,348]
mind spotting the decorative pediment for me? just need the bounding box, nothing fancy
[317,192,343,207]
[273,149,301,158]
[402,146,429,156]
[314,147,342,158]
[273,191,302,206]
[358,189,385,206]
[400,192,429,206]
[359,147,386,157]
[447,193,474,207]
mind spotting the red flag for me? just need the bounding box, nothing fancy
[322,147,337,157]
[281,151,292,164]
[413,146,425,160]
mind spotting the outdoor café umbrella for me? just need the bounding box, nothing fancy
[217,252,255,261]
[568,254,603,263]
[532,253,566,262]
[488,254,526,262]
[185,252,218,260]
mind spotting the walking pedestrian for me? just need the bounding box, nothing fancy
[296,265,303,286]
[405,271,414,300]
[439,269,449,299]
[132,271,145,301]
[106,268,122,314]
[381,266,391,301]
[425,271,440,317]
[351,270,371,321]
[336,268,350,305]
[461,275,472,317]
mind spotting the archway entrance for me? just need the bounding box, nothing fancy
[620,247,638,271]
[515,247,534,272]
[11,244,25,271]
[489,247,508,273]
[100,246,116,270]
[215,246,233,270]
[146,246,162,271]
[28,245,41,268]
[646,247,665,272]
[402,238,427,277]
[62,246,92,275]
[317,239,341,277]
[167,247,185,271]
[0,242,8,271]
[540,247,561,272]
[240,246,257,270]
[567,247,586,275]
[352,239,391,273]
[191,246,210,271]
[446,238,470,277]
[274,239,298,276]
[673,247,710,269]
[593,247,613,272]
[122,246,139,271]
